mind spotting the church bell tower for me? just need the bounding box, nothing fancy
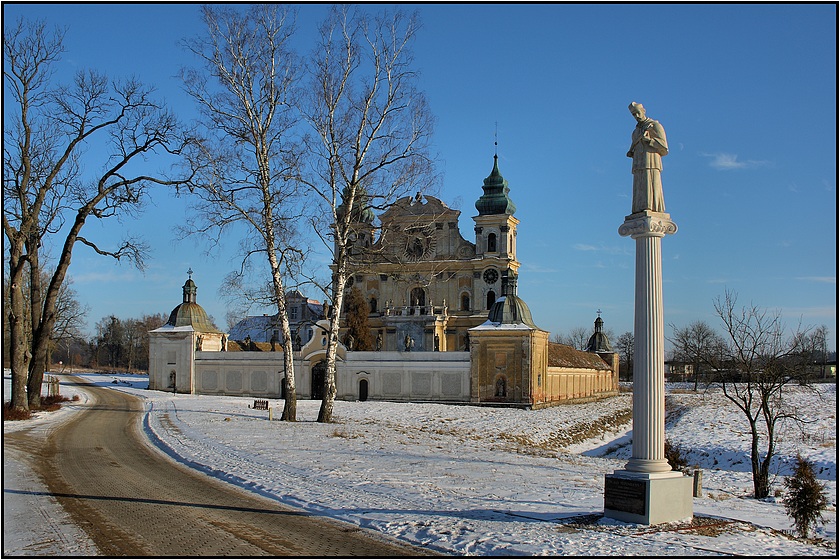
[473,153,520,270]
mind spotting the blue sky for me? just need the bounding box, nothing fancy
[4,3,836,350]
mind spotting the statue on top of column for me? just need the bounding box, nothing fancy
[627,102,668,214]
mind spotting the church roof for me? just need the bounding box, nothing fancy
[548,343,611,370]
[487,295,538,328]
[162,277,221,333]
[475,155,516,216]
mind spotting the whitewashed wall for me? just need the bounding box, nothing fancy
[190,350,471,402]
[194,352,284,397]
[336,351,471,402]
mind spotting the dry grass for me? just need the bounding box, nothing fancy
[3,394,78,421]
[3,404,32,421]
[499,407,633,454]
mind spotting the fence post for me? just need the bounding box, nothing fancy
[693,469,703,498]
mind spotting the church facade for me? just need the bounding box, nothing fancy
[342,154,520,354]
[148,156,619,408]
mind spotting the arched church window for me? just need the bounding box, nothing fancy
[410,287,426,308]
[487,233,497,253]
[486,290,496,310]
[461,293,470,311]
[369,297,378,313]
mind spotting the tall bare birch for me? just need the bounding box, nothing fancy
[301,7,434,422]
[180,5,303,420]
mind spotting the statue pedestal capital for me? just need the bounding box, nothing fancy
[619,211,677,238]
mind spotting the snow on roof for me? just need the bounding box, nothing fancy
[150,324,198,333]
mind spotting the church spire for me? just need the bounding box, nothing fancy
[475,138,516,216]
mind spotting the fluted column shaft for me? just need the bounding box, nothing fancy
[618,212,677,474]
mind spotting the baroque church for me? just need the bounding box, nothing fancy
[342,153,521,354]
[149,155,618,407]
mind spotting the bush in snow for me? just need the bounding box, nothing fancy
[664,439,689,471]
[783,454,828,539]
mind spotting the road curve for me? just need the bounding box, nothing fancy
[6,377,429,556]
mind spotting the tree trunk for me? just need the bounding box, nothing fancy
[281,337,297,421]
[276,295,297,422]
[266,235,297,422]
[318,271,346,423]
[748,420,770,498]
[7,243,30,412]
[755,416,777,499]
[27,343,49,408]
[27,242,44,408]
[28,208,87,407]
[693,360,699,391]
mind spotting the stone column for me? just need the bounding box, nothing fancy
[618,211,677,473]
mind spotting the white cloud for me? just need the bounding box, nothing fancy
[796,276,836,284]
[572,243,626,255]
[701,152,771,171]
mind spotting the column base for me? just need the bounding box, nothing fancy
[603,470,694,525]
[625,457,673,473]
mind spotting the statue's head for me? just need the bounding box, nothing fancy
[629,101,646,122]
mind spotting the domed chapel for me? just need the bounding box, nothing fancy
[149,156,618,407]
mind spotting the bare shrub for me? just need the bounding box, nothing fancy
[665,439,689,471]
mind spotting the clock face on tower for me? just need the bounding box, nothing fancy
[483,268,498,284]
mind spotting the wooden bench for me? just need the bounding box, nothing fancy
[252,399,269,410]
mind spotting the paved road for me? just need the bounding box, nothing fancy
[5,378,429,556]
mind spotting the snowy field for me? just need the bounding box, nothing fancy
[4,371,837,556]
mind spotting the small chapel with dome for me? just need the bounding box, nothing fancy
[149,155,618,407]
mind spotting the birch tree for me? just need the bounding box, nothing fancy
[301,6,434,422]
[180,5,303,420]
[4,18,186,411]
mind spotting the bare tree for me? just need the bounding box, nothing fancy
[712,289,817,499]
[554,327,590,351]
[806,325,829,380]
[615,331,634,381]
[668,320,727,391]
[4,18,186,411]
[89,312,166,372]
[301,7,434,423]
[180,5,303,421]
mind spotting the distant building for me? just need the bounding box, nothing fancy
[665,361,695,382]
[228,291,324,347]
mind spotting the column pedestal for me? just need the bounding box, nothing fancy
[604,211,693,524]
[604,471,694,525]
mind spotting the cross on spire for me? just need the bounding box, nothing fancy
[187,267,193,279]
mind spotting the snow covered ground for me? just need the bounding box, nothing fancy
[4,371,837,556]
